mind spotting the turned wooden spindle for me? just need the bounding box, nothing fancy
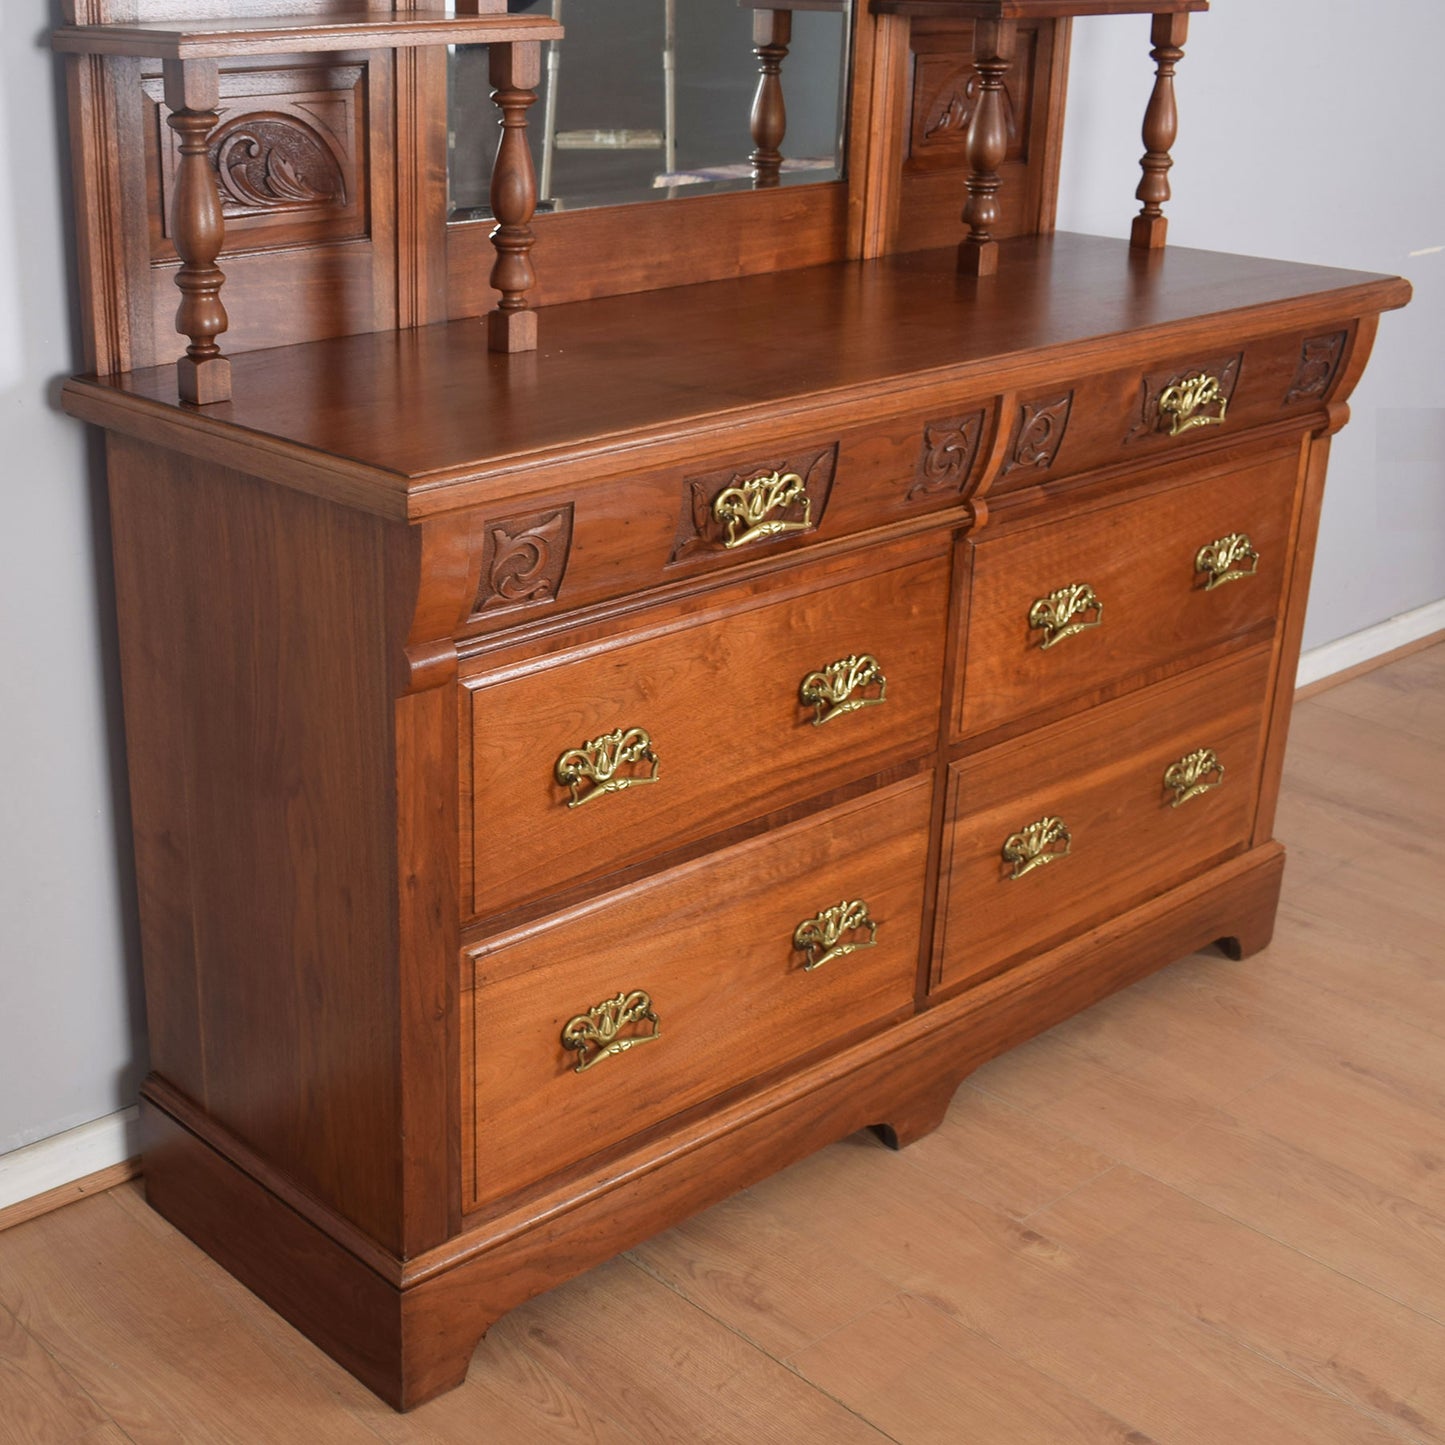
[957,18,1017,278]
[487,42,541,354]
[162,59,230,405]
[750,9,793,188]
[1130,12,1189,250]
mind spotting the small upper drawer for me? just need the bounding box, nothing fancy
[987,326,1353,496]
[461,545,950,919]
[957,448,1297,739]
[460,774,932,1213]
[934,648,1272,996]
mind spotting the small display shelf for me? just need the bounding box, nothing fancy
[51,8,561,60]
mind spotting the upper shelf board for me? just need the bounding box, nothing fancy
[52,9,562,60]
[871,0,1206,18]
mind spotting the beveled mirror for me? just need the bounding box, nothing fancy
[448,0,852,217]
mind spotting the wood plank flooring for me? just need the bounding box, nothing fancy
[1,643,1441,1444]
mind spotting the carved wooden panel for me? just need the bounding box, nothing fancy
[1000,393,1073,480]
[144,62,367,258]
[893,17,1065,255]
[1125,353,1243,443]
[909,410,987,500]
[907,22,1037,171]
[470,505,575,619]
[670,445,838,563]
[1285,331,1348,404]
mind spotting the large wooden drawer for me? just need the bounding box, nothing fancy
[957,448,1298,738]
[461,774,933,1213]
[933,648,1272,995]
[462,545,950,918]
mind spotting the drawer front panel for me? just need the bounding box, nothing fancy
[464,549,950,918]
[461,775,933,1212]
[988,326,1352,496]
[457,400,993,639]
[959,449,1297,738]
[935,648,1272,994]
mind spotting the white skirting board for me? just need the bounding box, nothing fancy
[1294,597,1445,691]
[0,1107,139,1211]
[1,603,1442,1213]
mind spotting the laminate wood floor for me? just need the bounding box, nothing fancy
[2,644,1442,1445]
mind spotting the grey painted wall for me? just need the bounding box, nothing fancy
[1,0,1441,1157]
[1,4,147,1155]
[1056,0,1445,650]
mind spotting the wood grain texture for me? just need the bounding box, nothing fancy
[0,1160,141,1236]
[935,646,1272,992]
[462,544,949,916]
[62,236,1411,519]
[4,650,1439,1436]
[461,776,933,1212]
[957,445,1298,737]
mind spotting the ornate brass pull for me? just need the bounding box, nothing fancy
[1164,748,1225,807]
[799,653,887,725]
[712,470,812,548]
[1002,816,1072,880]
[554,726,659,808]
[1158,372,1228,436]
[793,899,878,971]
[1195,532,1259,590]
[1029,583,1103,650]
[561,989,661,1073]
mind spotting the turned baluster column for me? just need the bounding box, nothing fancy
[487,41,541,354]
[750,9,792,188]
[163,59,230,404]
[1130,12,1189,250]
[957,18,1017,278]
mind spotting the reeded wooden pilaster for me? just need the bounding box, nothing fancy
[487,41,541,354]
[750,10,793,188]
[162,58,230,405]
[957,18,1017,278]
[1130,12,1189,250]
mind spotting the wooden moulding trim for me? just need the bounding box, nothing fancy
[137,843,1283,1297]
[141,1074,409,1285]
[52,13,563,60]
[0,1159,141,1234]
[871,1,1207,18]
[63,287,1405,524]
[406,841,1284,1286]
[60,379,412,521]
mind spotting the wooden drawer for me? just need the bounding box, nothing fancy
[957,448,1298,738]
[462,545,950,918]
[461,774,933,1213]
[989,325,1353,496]
[934,648,1272,995]
[456,401,995,640]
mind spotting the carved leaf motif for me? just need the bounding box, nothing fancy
[910,410,985,499]
[474,507,574,615]
[1285,331,1347,404]
[923,70,1019,144]
[209,112,346,214]
[1003,394,1074,476]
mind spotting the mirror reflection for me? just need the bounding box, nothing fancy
[449,1,851,218]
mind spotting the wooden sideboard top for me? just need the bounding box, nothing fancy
[63,232,1409,521]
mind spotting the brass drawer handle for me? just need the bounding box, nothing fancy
[1195,532,1259,590]
[1159,372,1228,436]
[793,899,878,971]
[561,989,661,1073]
[555,726,660,808]
[1002,816,1072,880]
[713,470,812,549]
[1164,748,1225,807]
[799,653,887,726]
[1029,583,1103,650]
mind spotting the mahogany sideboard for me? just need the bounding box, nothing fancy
[53,0,1409,1410]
